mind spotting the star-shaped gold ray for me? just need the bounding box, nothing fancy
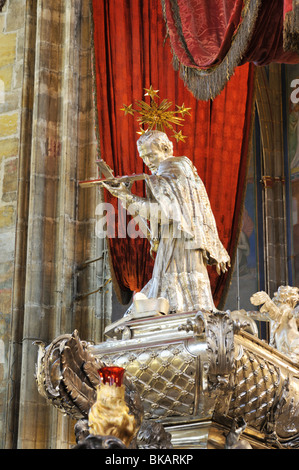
[136,127,147,135]
[144,86,160,100]
[120,103,135,116]
[173,130,187,143]
[121,87,191,140]
[176,103,191,117]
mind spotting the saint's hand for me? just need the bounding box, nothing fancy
[101,181,132,198]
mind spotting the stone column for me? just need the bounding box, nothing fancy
[0,0,27,449]
[256,64,289,296]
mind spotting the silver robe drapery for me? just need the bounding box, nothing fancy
[125,156,230,314]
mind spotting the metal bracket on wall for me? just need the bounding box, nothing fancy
[75,251,111,301]
[77,255,104,271]
[260,175,285,188]
[75,278,112,301]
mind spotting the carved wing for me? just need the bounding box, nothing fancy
[35,329,144,424]
[250,291,271,307]
[250,291,281,322]
[59,330,102,417]
[35,330,103,419]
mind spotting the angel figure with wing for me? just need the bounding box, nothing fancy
[250,286,299,363]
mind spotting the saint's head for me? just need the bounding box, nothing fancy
[137,130,173,173]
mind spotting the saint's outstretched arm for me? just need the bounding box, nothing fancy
[102,181,156,220]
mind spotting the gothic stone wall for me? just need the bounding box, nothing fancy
[0,0,25,448]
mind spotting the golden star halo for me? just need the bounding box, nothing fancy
[120,87,191,139]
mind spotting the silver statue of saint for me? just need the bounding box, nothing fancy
[103,131,230,315]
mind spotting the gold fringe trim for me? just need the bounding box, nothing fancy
[161,0,262,101]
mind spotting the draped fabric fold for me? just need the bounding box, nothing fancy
[162,0,299,100]
[91,0,254,308]
[284,0,299,53]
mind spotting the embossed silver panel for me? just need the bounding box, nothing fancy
[97,342,198,420]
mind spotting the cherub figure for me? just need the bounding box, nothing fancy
[225,417,252,449]
[250,286,299,363]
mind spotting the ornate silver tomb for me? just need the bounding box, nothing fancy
[35,307,299,449]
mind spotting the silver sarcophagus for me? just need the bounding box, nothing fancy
[35,309,299,449]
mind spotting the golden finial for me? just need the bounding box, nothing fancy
[121,87,191,139]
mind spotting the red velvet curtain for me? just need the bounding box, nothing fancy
[91,0,254,307]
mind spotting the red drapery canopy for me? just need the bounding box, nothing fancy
[91,0,254,308]
[162,0,299,99]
